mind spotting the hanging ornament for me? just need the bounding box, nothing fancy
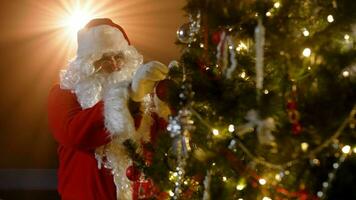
[286,86,303,135]
[254,18,266,95]
[176,11,201,44]
[177,23,194,44]
[236,110,276,145]
[211,31,222,45]
[225,36,237,79]
[155,79,178,103]
[202,170,212,200]
[126,165,141,181]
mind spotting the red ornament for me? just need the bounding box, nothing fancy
[126,165,141,181]
[143,150,154,166]
[155,79,176,103]
[292,123,302,135]
[287,100,297,110]
[211,31,222,45]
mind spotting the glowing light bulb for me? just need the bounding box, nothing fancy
[303,29,310,37]
[259,178,267,185]
[344,34,350,40]
[353,146,356,154]
[264,89,269,94]
[266,12,272,17]
[302,48,311,57]
[212,129,219,136]
[169,190,174,197]
[274,2,281,8]
[301,142,309,152]
[342,145,351,154]
[333,163,339,169]
[240,71,246,78]
[342,70,350,77]
[262,197,272,200]
[327,15,334,23]
[222,176,227,182]
[236,184,246,191]
[317,191,324,197]
[228,124,235,132]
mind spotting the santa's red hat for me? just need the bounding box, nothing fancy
[77,18,130,58]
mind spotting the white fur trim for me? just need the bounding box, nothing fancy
[77,25,129,59]
[103,80,135,139]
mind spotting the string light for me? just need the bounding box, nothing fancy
[344,34,350,40]
[333,163,339,169]
[266,12,272,17]
[342,145,351,154]
[353,146,356,154]
[236,42,248,51]
[264,89,269,94]
[228,124,235,132]
[240,71,247,78]
[317,191,324,197]
[258,178,267,185]
[302,48,311,57]
[200,43,205,48]
[274,2,281,8]
[222,176,227,182]
[212,129,219,136]
[327,15,334,23]
[342,70,350,77]
[303,29,310,37]
[236,183,246,191]
[301,142,309,152]
[169,190,175,197]
[262,197,272,200]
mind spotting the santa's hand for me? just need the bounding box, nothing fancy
[130,61,168,101]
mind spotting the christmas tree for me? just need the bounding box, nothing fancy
[127,0,356,199]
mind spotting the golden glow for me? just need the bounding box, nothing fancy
[62,8,93,35]
[274,2,281,8]
[301,142,309,152]
[342,145,351,154]
[344,34,350,40]
[258,178,266,185]
[353,146,356,154]
[228,124,235,132]
[327,15,334,23]
[222,176,227,182]
[212,129,219,136]
[302,48,311,57]
[169,190,174,197]
[342,70,350,77]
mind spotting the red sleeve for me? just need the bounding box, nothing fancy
[47,84,110,150]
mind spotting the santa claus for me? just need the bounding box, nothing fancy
[48,18,170,200]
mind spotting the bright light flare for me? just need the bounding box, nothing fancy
[65,10,92,34]
[59,4,97,37]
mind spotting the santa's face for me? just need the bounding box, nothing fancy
[93,52,124,74]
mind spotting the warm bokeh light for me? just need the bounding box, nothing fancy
[61,8,94,36]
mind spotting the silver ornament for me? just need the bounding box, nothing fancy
[177,23,194,44]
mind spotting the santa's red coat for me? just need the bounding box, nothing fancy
[48,84,167,200]
[48,84,118,200]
